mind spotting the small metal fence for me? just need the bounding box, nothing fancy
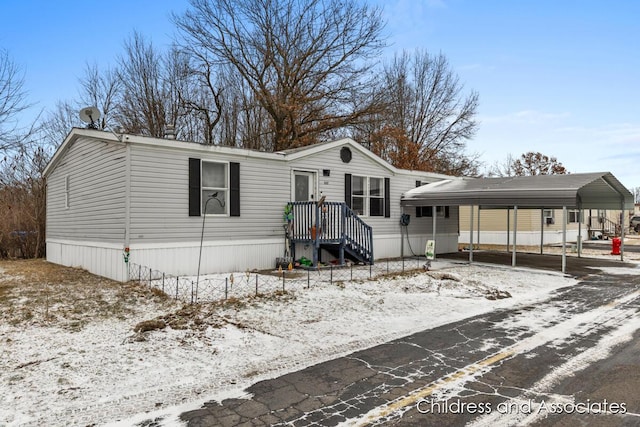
[127,257,428,304]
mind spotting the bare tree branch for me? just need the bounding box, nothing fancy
[0,49,32,153]
[487,151,568,176]
[174,0,386,150]
[361,49,479,175]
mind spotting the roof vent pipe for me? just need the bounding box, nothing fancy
[164,124,176,139]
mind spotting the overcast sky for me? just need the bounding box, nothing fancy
[2,0,639,188]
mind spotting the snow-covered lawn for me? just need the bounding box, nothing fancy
[0,258,596,426]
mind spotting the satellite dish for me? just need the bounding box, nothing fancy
[79,106,101,129]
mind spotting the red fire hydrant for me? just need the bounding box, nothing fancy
[611,237,621,255]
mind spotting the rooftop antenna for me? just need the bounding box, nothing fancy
[79,106,101,129]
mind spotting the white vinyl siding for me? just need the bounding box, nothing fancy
[45,131,461,280]
[128,143,289,243]
[46,137,126,243]
[288,144,458,236]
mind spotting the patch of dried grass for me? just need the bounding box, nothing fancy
[1,259,299,338]
[0,259,175,329]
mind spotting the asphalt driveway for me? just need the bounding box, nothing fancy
[179,256,640,426]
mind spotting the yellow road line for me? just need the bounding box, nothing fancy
[605,289,640,308]
[356,349,516,425]
[355,289,640,426]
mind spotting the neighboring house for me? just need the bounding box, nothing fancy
[459,206,586,246]
[44,128,459,282]
[458,206,625,246]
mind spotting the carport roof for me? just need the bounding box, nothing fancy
[401,172,634,209]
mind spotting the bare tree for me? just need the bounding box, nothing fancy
[174,0,386,151]
[485,153,518,177]
[628,186,640,203]
[78,63,122,131]
[0,144,50,258]
[361,50,479,175]
[0,49,32,153]
[37,100,80,147]
[212,66,274,149]
[169,48,224,145]
[488,151,568,176]
[116,32,173,138]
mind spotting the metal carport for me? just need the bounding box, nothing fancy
[401,172,634,273]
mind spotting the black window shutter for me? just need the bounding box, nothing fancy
[188,158,201,216]
[384,177,391,218]
[230,162,240,217]
[445,206,450,218]
[344,173,352,208]
[415,180,422,218]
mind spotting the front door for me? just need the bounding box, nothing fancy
[292,171,316,202]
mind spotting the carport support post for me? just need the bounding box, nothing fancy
[432,207,437,260]
[477,206,481,249]
[469,205,474,263]
[512,205,518,267]
[562,206,567,274]
[506,208,510,252]
[620,200,625,261]
[577,207,583,258]
[540,209,544,254]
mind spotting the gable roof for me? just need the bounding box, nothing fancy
[401,172,634,210]
[44,128,455,181]
[276,137,397,173]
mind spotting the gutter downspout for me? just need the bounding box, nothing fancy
[124,141,131,281]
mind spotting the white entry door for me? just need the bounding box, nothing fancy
[292,171,317,202]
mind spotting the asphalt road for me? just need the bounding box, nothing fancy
[179,259,640,427]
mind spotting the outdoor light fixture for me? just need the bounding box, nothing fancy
[195,193,226,301]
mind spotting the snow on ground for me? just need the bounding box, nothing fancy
[0,260,581,427]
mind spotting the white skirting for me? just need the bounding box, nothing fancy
[47,234,459,282]
[458,229,583,246]
[130,239,283,277]
[47,239,127,282]
[374,233,458,259]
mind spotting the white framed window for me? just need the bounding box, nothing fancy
[351,176,365,215]
[351,175,385,217]
[543,209,555,225]
[369,177,384,216]
[568,209,581,223]
[64,175,69,209]
[201,161,228,215]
